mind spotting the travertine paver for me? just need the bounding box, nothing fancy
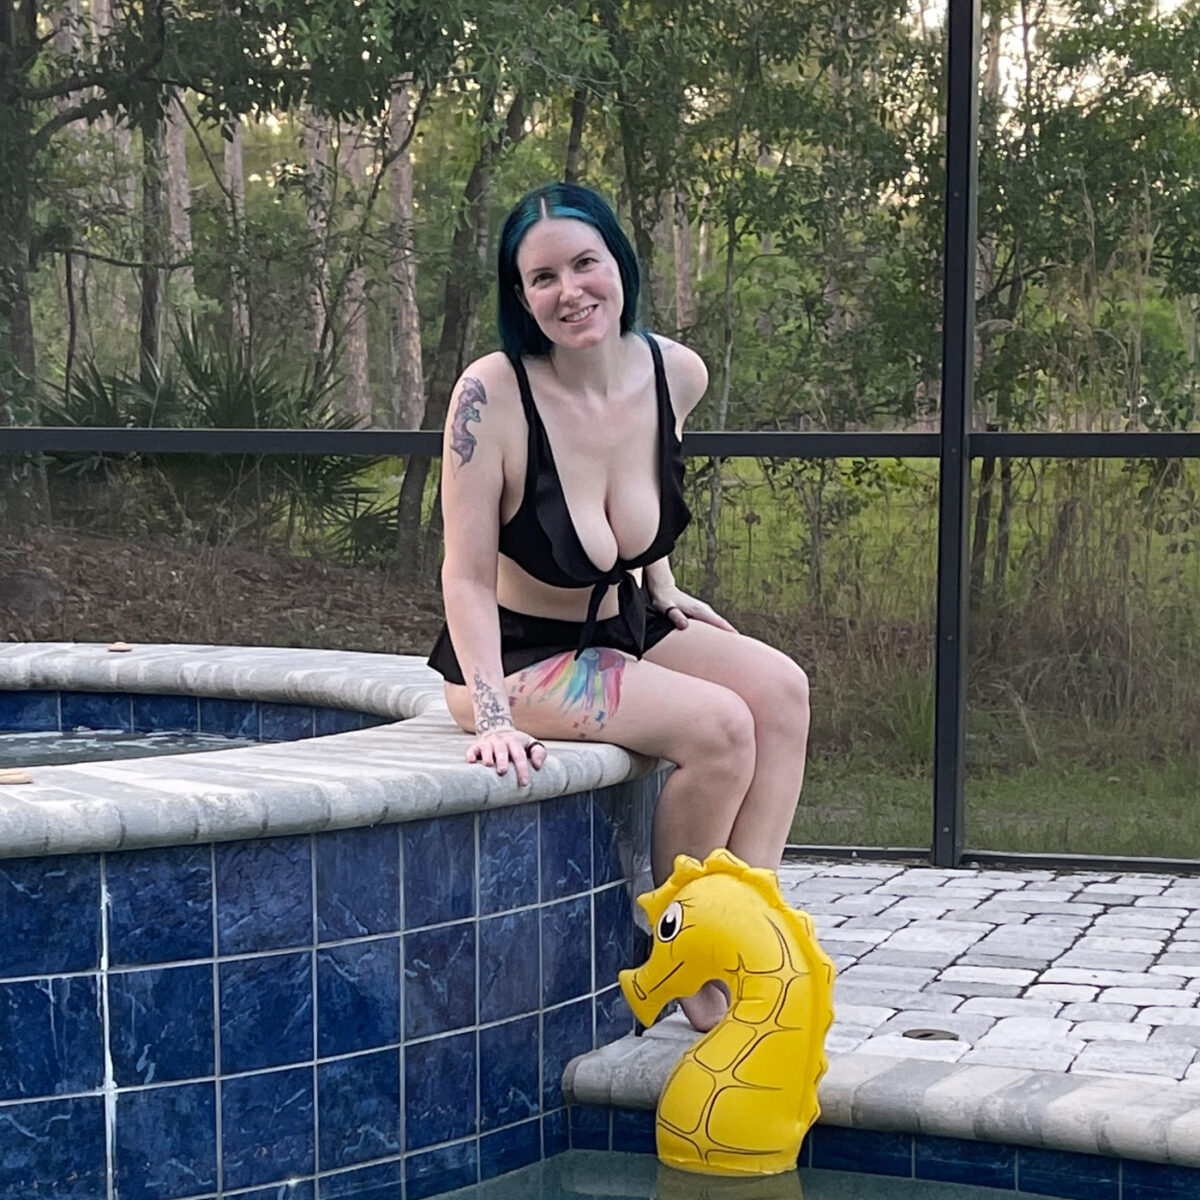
[571,858,1200,1169]
[771,858,1200,1082]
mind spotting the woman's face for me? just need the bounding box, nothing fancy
[515,217,624,349]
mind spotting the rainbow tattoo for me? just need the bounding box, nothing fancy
[450,377,487,472]
[517,648,625,731]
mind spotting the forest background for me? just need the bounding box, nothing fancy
[2,0,1199,857]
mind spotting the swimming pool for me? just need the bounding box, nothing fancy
[439,1150,1076,1199]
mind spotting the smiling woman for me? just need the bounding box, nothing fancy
[425,181,814,1033]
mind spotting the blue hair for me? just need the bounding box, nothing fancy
[497,183,640,359]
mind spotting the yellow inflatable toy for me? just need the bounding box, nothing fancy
[619,849,835,1178]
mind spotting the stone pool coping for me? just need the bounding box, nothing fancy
[566,1021,1200,1170]
[0,642,658,859]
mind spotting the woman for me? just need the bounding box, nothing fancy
[427,183,810,1031]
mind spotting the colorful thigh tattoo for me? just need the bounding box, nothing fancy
[513,647,626,734]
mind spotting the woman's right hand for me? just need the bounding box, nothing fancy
[465,727,548,786]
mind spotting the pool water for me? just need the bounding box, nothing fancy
[441,1151,1057,1199]
[0,728,255,768]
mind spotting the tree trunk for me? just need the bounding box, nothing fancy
[395,91,528,571]
[596,0,662,326]
[672,189,695,335]
[702,133,742,600]
[991,456,1013,605]
[389,83,425,428]
[564,87,587,183]
[343,131,371,424]
[302,109,332,374]
[970,454,995,609]
[139,104,165,385]
[224,120,251,355]
[165,89,194,294]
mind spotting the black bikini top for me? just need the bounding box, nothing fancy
[498,332,692,658]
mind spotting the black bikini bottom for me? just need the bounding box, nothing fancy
[426,603,679,686]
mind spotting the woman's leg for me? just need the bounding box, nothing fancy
[643,622,810,872]
[444,647,759,876]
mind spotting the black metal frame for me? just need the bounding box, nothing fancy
[3,0,1197,870]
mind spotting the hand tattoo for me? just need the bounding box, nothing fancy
[450,377,487,472]
[472,670,513,734]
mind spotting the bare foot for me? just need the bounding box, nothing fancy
[679,980,730,1032]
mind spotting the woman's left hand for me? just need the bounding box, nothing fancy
[652,586,737,633]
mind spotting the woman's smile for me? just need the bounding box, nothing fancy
[516,218,622,346]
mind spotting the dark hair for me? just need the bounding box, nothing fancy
[496,183,640,358]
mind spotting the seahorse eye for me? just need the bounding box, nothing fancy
[657,901,684,943]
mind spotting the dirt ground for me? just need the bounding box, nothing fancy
[0,531,448,655]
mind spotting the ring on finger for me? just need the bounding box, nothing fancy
[527,740,546,753]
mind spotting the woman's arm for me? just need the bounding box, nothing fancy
[439,360,546,782]
[643,338,735,631]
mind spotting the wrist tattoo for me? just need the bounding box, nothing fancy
[450,377,487,472]
[472,670,513,734]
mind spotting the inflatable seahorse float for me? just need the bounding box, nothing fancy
[619,848,835,1177]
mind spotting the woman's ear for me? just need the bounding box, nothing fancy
[516,284,531,315]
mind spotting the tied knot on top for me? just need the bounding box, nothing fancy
[577,567,645,659]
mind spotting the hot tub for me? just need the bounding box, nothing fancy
[0,642,663,1199]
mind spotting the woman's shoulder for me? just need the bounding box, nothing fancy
[643,332,708,413]
[458,350,521,395]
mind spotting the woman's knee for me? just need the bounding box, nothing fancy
[677,692,757,784]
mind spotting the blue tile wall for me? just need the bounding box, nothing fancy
[107,844,213,966]
[0,774,658,1198]
[315,824,400,941]
[404,1030,478,1151]
[316,1050,402,1171]
[480,1015,540,1131]
[479,804,539,915]
[215,836,313,954]
[542,895,593,1007]
[480,1118,542,1181]
[113,1082,217,1200]
[0,853,101,975]
[0,1096,106,1200]
[0,686,376,743]
[108,964,215,1085]
[916,1132,1017,1189]
[320,1160,401,1200]
[479,908,541,1023]
[317,938,401,1057]
[403,812,476,926]
[0,975,103,1100]
[1018,1147,1121,1200]
[219,951,314,1073]
[198,696,260,739]
[612,1107,657,1155]
[0,688,58,731]
[563,1110,1200,1200]
[61,690,133,732]
[405,1138,478,1200]
[541,792,593,900]
[132,692,199,733]
[405,922,476,1039]
[221,1065,316,1191]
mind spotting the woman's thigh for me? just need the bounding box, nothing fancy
[445,646,753,762]
[641,620,808,711]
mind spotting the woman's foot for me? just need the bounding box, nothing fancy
[679,980,730,1032]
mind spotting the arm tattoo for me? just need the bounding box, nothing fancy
[450,377,487,472]
[472,670,513,734]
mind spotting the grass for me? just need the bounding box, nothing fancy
[794,754,1200,859]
